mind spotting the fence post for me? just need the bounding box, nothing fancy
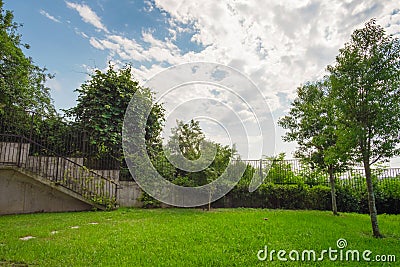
[17,136,22,167]
[115,182,118,206]
[56,157,60,182]
[29,112,35,141]
[259,159,263,181]
[82,130,87,166]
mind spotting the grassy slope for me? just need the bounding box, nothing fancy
[0,209,399,266]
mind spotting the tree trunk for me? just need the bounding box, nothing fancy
[364,160,383,238]
[328,166,338,216]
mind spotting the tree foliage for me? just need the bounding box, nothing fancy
[328,19,400,164]
[0,0,53,114]
[279,80,347,168]
[168,119,205,161]
[66,63,165,166]
[166,119,236,187]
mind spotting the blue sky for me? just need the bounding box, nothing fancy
[4,0,400,163]
[4,0,203,110]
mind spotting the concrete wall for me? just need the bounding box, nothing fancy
[117,180,142,207]
[0,167,93,215]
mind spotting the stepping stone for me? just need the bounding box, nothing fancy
[19,236,35,241]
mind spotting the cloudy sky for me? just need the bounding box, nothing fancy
[4,0,400,162]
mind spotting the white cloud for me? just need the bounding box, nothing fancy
[46,77,63,92]
[39,10,61,23]
[143,0,154,13]
[148,0,399,107]
[72,0,400,158]
[377,9,400,36]
[77,30,89,38]
[66,1,109,33]
[89,37,104,50]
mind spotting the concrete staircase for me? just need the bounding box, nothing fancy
[0,137,119,214]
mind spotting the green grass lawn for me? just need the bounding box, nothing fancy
[0,209,399,266]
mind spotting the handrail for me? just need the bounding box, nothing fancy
[0,134,118,185]
[0,133,117,209]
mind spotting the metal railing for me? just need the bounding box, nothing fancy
[0,134,118,208]
[2,107,399,199]
[240,159,400,192]
[0,108,122,173]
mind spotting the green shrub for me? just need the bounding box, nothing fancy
[212,181,400,214]
[226,184,267,208]
[375,179,400,214]
[172,176,196,187]
[307,185,331,210]
[138,192,161,208]
[262,183,308,210]
[192,173,400,214]
[300,169,329,186]
[335,186,360,213]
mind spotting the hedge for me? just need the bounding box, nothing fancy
[212,181,400,214]
[139,179,400,214]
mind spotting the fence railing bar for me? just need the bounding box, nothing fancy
[0,133,117,208]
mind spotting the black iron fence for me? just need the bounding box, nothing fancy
[2,107,399,199]
[0,134,118,208]
[0,108,122,170]
[241,159,400,193]
[0,108,118,208]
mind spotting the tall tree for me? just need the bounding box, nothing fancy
[169,119,205,161]
[66,63,164,169]
[328,19,400,237]
[0,0,53,114]
[167,119,236,210]
[167,119,208,183]
[279,79,349,215]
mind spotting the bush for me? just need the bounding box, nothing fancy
[211,181,400,214]
[335,186,360,213]
[307,185,331,210]
[138,192,161,208]
[263,183,308,209]
[375,179,400,214]
[223,183,327,211]
[223,184,268,208]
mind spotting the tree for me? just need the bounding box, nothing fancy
[0,0,54,114]
[264,153,302,185]
[167,119,235,183]
[167,119,236,210]
[169,119,204,160]
[66,63,164,171]
[328,19,400,237]
[279,80,349,216]
[167,119,209,184]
